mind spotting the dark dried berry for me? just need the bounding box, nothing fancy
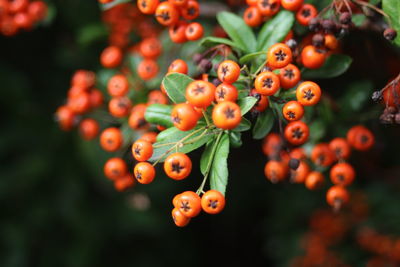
[372,91,383,102]
[198,59,212,73]
[339,12,352,25]
[261,66,272,73]
[322,19,335,33]
[312,34,325,47]
[380,113,394,124]
[385,106,398,114]
[308,18,320,32]
[285,39,298,50]
[384,28,397,41]
[289,158,300,170]
[212,78,221,87]
[250,109,260,118]
[193,53,203,64]
[252,92,262,101]
[395,113,400,124]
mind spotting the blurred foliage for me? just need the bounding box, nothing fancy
[1,1,400,267]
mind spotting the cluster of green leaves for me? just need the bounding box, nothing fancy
[144,72,258,195]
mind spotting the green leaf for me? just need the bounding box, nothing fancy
[252,109,274,139]
[308,120,326,143]
[257,10,295,51]
[200,36,244,51]
[302,54,353,79]
[144,104,174,128]
[77,23,108,46]
[352,14,367,27]
[370,0,381,4]
[217,11,257,53]
[210,133,230,195]
[383,0,400,46]
[162,73,194,104]
[239,51,266,64]
[149,126,214,162]
[238,96,258,115]
[100,0,131,10]
[229,131,242,148]
[120,123,140,148]
[339,80,374,113]
[233,118,251,132]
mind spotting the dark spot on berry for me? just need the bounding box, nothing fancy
[171,161,184,173]
[275,50,287,61]
[224,107,236,119]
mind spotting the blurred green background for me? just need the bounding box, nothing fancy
[1,0,400,266]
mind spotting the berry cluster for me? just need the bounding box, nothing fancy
[55,70,103,132]
[102,3,159,48]
[0,0,47,36]
[291,192,400,266]
[243,0,317,28]
[136,0,203,43]
[263,125,374,210]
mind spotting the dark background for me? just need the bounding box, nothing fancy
[1,0,400,266]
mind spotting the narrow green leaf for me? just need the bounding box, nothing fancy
[238,96,258,115]
[233,118,251,132]
[383,0,400,46]
[149,126,214,162]
[257,10,295,51]
[217,11,257,53]
[120,123,140,147]
[252,109,274,139]
[239,51,266,64]
[144,104,173,128]
[200,36,244,51]
[200,139,216,176]
[210,133,230,195]
[302,54,353,79]
[162,73,194,104]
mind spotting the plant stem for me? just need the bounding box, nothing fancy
[202,110,212,126]
[151,126,207,166]
[196,131,223,195]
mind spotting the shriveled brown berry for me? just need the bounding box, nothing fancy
[339,12,352,25]
[384,28,397,41]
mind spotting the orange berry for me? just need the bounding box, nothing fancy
[134,162,156,184]
[104,157,127,180]
[171,103,199,131]
[217,60,241,84]
[79,118,99,140]
[284,121,309,146]
[164,153,192,180]
[176,191,201,218]
[282,100,304,121]
[267,43,292,69]
[296,81,321,106]
[132,139,153,162]
[186,80,216,108]
[201,190,226,214]
[212,101,242,130]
